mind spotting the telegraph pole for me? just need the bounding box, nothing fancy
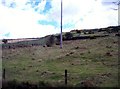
[60,0,63,49]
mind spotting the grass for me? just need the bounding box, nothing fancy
[2,35,119,87]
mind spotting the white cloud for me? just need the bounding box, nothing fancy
[35,0,46,12]
[0,0,118,39]
[75,0,118,29]
[48,0,118,30]
[0,3,56,39]
[49,0,94,22]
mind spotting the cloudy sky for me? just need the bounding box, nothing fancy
[0,0,119,39]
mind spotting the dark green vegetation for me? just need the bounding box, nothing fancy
[2,26,120,88]
[2,39,8,44]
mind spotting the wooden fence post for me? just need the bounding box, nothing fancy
[3,68,5,79]
[65,69,67,85]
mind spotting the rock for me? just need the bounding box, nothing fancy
[32,58,35,60]
[28,65,32,67]
[105,52,112,56]
[23,68,26,70]
[66,53,70,56]
[101,73,111,77]
[38,59,42,62]
[70,52,74,54]
[113,41,117,44]
[58,80,62,83]
[43,45,46,47]
[71,77,74,79]
[52,72,55,75]
[88,51,91,54]
[56,43,60,45]
[111,50,114,52]
[2,56,4,58]
[41,71,54,76]
[6,57,8,59]
[41,71,47,75]
[71,63,74,65]
[106,46,112,48]
[75,46,79,49]
[80,53,84,55]
[36,70,39,72]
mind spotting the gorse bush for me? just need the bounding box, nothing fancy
[64,32,73,40]
[46,35,55,47]
[2,39,8,44]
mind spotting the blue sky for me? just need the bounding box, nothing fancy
[0,0,119,39]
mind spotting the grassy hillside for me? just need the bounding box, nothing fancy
[2,26,120,48]
[2,33,119,87]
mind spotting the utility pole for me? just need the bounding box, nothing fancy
[60,0,63,49]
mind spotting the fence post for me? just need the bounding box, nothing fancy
[3,68,5,79]
[65,69,67,85]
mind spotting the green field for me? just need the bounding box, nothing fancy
[2,34,119,87]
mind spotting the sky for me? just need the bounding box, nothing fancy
[0,0,119,39]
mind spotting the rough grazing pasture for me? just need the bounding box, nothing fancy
[2,35,119,87]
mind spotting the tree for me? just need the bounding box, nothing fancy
[2,39,8,44]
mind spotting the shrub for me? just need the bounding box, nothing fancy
[46,35,55,47]
[2,39,8,44]
[64,32,73,40]
[55,34,60,44]
[76,30,81,33]
[89,36,96,39]
[88,30,94,34]
[55,34,65,45]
